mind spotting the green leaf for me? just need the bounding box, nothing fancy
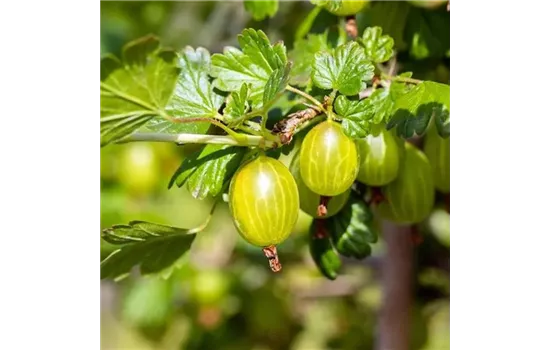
[100,36,181,146]
[334,95,374,139]
[405,7,450,60]
[289,32,330,87]
[101,221,197,280]
[244,0,279,21]
[360,26,394,63]
[263,63,291,107]
[142,47,225,136]
[224,83,251,123]
[366,79,411,124]
[309,220,342,280]
[312,41,374,96]
[387,81,450,138]
[122,277,173,328]
[310,0,342,13]
[211,29,287,108]
[326,194,378,259]
[168,144,246,200]
[357,1,410,50]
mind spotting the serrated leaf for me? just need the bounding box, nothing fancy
[168,144,246,200]
[101,221,197,280]
[365,80,411,124]
[358,1,409,50]
[244,0,279,21]
[142,47,225,135]
[100,36,181,146]
[263,63,291,107]
[224,83,251,123]
[312,41,374,96]
[334,95,374,139]
[122,277,173,328]
[387,81,450,138]
[211,29,287,108]
[361,26,394,63]
[326,194,377,259]
[289,32,330,87]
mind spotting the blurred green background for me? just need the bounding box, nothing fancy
[100,2,450,349]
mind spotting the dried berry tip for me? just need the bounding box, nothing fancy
[317,196,331,217]
[345,15,358,38]
[262,245,282,272]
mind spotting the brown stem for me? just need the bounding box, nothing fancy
[375,221,414,350]
[345,15,358,39]
[262,245,282,272]
[317,196,331,217]
[272,107,322,144]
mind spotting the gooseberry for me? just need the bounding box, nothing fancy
[356,126,400,186]
[228,155,300,248]
[409,0,447,9]
[290,151,350,218]
[299,121,359,197]
[423,127,450,193]
[377,142,435,224]
[322,0,370,16]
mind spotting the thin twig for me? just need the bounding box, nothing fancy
[286,85,326,112]
[272,107,324,144]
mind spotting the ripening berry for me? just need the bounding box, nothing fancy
[228,155,300,247]
[299,121,359,196]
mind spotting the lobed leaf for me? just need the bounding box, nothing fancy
[289,32,330,87]
[141,46,225,136]
[312,41,374,96]
[334,95,374,139]
[244,0,279,21]
[168,144,246,200]
[326,194,378,259]
[359,1,410,50]
[367,74,412,124]
[211,29,287,108]
[387,81,450,138]
[360,26,394,63]
[224,83,251,123]
[100,36,181,146]
[263,63,292,107]
[101,221,198,280]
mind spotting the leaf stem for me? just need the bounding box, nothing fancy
[381,73,423,85]
[117,132,278,148]
[285,85,326,112]
[166,116,248,144]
